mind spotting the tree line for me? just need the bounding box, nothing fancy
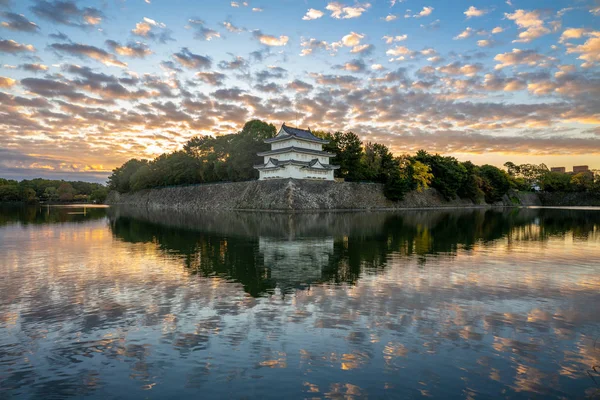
[107,118,598,202]
[0,178,108,203]
[504,162,600,193]
[107,119,511,203]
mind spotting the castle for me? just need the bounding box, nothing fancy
[254,124,340,181]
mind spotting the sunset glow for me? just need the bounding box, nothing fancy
[1,0,599,182]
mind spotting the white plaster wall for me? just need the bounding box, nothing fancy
[270,139,323,151]
[266,152,330,164]
[259,166,334,181]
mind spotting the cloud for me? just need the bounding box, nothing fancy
[437,62,482,76]
[0,75,15,87]
[222,21,244,33]
[255,66,287,80]
[173,48,212,70]
[341,31,364,47]
[105,40,152,58]
[326,2,371,19]
[195,71,226,86]
[477,39,497,48]
[384,14,397,22]
[287,79,314,92]
[464,6,488,18]
[386,45,414,57]
[1,12,40,32]
[0,39,35,53]
[492,26,504,34]
[255,82,282,93]
[505,9,550,43]
[300,38,331,56]
[494,48,547,69]
[50,42,127,68]
[253,30,289,46]
[218,55,247,70]
[19,63,48,72]
[454,27,475,40]
[187,19,221,41]
[414,6,433,18]
[382,35,407,44]
[350,44,374,54]
[420,19,440,30]
[559,28,589,43]
[565,31,600,68]
[309,73,360,89]
[30,0,103,28]
[131,17,173,42]
[303,8,324,20]
[483,73,526,91]
[335,59,367,72]
[49,31,69,41]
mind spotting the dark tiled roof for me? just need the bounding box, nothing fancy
[257,146,335,157]
[254,158,339,170]
[265,123,329,144]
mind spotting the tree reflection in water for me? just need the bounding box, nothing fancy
[107,207,600,297]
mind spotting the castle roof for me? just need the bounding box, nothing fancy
[257,146,335,157]
[254,158,340,170]
[265,123,329,144]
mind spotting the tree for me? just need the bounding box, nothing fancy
[328,131,364,181]
[57,182,75,201]
[478,165,510,203]
[43,186,59,202]
[540,172,572,192]
[570,172,594,192]
[90,187,108,203]
[411,161,433,192]
[384,163,410,201]
[414,150,467,200]
[0,184,21,202]
[108,159,148,193]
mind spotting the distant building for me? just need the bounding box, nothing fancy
[254,124,340,181]
[573,165,589,173]
[551,167,566,173]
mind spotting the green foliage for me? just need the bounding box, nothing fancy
[108,159,148,193]
[540,172,574,192]
[458,161,485,202]
[478,165,511,203]
[90,187,109,203]
[414,150,468,200]
[57,183,75,202]
[383,164,410,201]
[504,162,548,188]
[0,178,106,203]
[326,131,364,181]
[106,119,598,204]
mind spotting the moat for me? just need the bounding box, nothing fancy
[1,205,599,398]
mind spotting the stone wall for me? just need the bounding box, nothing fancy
[106,179,484,211]
[538,192,600,206]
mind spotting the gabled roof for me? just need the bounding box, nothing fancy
[254,158,340,170]
[265,123,329,144]
[257,146,335,157]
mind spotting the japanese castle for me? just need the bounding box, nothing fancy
[254,124,340,181]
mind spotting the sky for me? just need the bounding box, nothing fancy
[1,0,599,182]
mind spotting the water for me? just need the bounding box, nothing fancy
[1,205,599,399]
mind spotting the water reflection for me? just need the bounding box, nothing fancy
[0,205,599,399]
[107,207,600,296]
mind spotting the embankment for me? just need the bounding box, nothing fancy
[538,192,600,207]
[106,179,543,211]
